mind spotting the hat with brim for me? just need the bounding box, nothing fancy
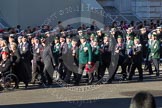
[45,32,50,35]
[9,34,14,38]
[140,28,146,31]
[110,28,116,32]
[156,27,162,30]
[126,28,132,31]
[78,30,83,33]
[18,36,22,39]
[27,34,32,36]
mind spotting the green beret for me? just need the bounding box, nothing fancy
[152,34,157,37]
[66,35,71,39]
[72,38,77,42]
[117,35,122,39]
[103,33,109,38]
[80,36,85,39]
[94,38,98,42]
[90,33,95,37]
[54,36,59,40]
[134,37,139,40]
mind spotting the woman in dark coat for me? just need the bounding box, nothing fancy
[10,41,31,88]
[42,44,56,85]
[19,37,32,88]
[10,43,21,88]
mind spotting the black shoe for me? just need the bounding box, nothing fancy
[25,83,28,89]
[73,82,79,86]
[0,86,4,91]
[106,80,112,84]
[87,82,92,85]
[149,72,153,75]
[30,81,35,84]
[64,80,70,84]
[14,85,19,89]
[156,73,160,77]
[138,78,143,82]
[128,76,132,81]
[122,77,127,81]
[47,82,53,86]
[96,80,103,85]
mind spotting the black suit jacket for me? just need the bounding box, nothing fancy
[0,58,11,74]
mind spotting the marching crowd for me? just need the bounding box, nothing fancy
[0,20,162,90]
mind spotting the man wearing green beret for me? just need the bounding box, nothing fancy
[66,36,72,49]
[75,36,92,85]
[156,26,162,59]
[122,34,134,75]
[113,35,127,81]
[91,38,101,81]
[84,34,90,42]
[144,33,153,74]
[96,30,104,45]
[126,27,136,40]
[149,33,160,77]
[53,37,60,66]
[99,36,112,83]
[90,33,95,46]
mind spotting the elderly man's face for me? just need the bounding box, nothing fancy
[61,32,66,36]
[2,54,8,60]
[126,36,131,40]
[46,33,50,37]
[60,38,65,43]
[97,31,101,36]
[117,38,122,43]
[156,29,161,34]
[141,30,146,34]
[104,37,109,43]
[78,31,83,36]
[72,41,77,47]
[22,38,27,42]
[66,38,71,43]
[134,40,139,45]
[54,39,59,44]
[80,38,86,44]
[18,38,22,43]
[127,30,131,34]
[9,37,14,43]
[90,36,94,41]
[111,31,115,35]
[34,39,39,44]
[147,34,151,39]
